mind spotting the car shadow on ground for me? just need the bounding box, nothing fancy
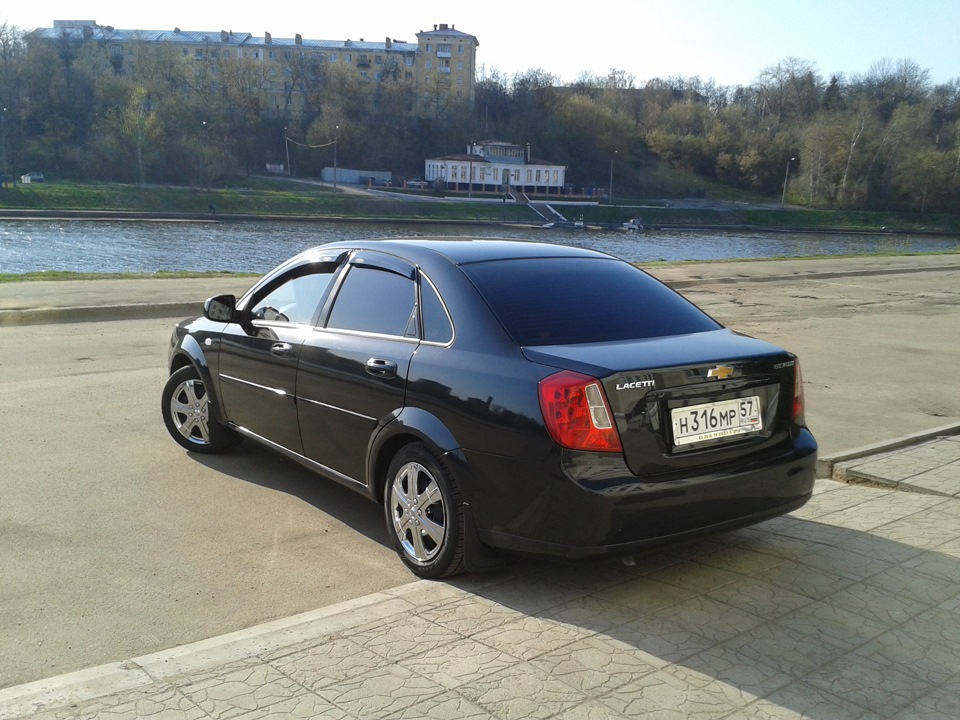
[434,493,960,719]
[188,442,393,549]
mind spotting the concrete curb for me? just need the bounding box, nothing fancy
[0,302,204,327]
[816,421,960,479]
[0,581,437,718]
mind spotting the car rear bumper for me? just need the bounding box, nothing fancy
[468,430,817,559]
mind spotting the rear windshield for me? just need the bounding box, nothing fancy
[462,257,721,345]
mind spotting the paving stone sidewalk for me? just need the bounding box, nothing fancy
[835,435,960,498]
[3,469,960,720]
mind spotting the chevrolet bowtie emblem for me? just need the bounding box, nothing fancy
[707,365,735,380]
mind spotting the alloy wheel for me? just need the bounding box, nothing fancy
[168,378,211,446]
[388,461,448,565]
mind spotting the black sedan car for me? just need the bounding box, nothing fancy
[162,239,816,578]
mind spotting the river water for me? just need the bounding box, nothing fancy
[1,219,957,275]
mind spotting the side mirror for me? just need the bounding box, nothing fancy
[203,295,237,322]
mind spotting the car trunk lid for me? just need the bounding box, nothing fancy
[523,329,799,477]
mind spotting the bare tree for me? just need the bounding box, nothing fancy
[754,57,823,125]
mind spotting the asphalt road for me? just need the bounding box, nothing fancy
[0,318,414,688]
[1,255,958,688]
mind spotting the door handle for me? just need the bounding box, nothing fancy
[365,358,398,378]
[270,342,294,357]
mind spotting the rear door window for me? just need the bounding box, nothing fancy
[326,262,417,337]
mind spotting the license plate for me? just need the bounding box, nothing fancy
[671,396,762,446]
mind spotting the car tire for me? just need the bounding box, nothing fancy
[161,365,239,454]
[384,443,465,578]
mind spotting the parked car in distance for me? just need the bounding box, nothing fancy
[162,238,817,578]
[405,179,429,188]
[20,172,44,183]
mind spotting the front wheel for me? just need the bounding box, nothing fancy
[161,365,239,454]
[384,443,465,578]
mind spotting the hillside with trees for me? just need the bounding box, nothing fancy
[1,22,958,213]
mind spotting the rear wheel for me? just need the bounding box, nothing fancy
[384,443,465,578]
[161,365,238,454]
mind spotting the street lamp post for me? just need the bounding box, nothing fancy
[608,150,617,205]
[781,156,796,206]
[333,125,339,189]
[198,121,207,188]
[1,107,8,189]
[0,108,6,189]
[609,160,614,205]
[284,127,291,177]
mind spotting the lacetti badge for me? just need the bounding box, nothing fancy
[616,379,656,391]
[707,365,735,380]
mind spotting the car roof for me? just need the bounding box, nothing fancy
[311,237,614,267]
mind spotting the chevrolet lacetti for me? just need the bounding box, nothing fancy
[162,238,817,578]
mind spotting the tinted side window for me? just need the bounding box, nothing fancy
[462,258,720,345]
[327,265,417,336]
[420,276,453,344]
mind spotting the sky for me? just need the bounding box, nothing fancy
[4,0,958,88]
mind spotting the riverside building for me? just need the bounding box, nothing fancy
[426,141,568,195]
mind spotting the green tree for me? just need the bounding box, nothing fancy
[645,100,718,176]
[118,86,161,186]
[895,147,953,212]
[0,23,26,180]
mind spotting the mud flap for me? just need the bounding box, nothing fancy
[463,502,506,573]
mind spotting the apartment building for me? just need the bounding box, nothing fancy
[29,20,478,118]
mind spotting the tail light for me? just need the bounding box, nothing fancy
[539,371,623,452]
[792,361,806,423]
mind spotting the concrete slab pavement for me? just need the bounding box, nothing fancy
[833,431,960,497]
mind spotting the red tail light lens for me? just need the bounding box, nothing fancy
[539,371,623,452]
[792,360,806,423]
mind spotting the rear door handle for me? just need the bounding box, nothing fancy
[365,358,398,378]
[270,342,294,357]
